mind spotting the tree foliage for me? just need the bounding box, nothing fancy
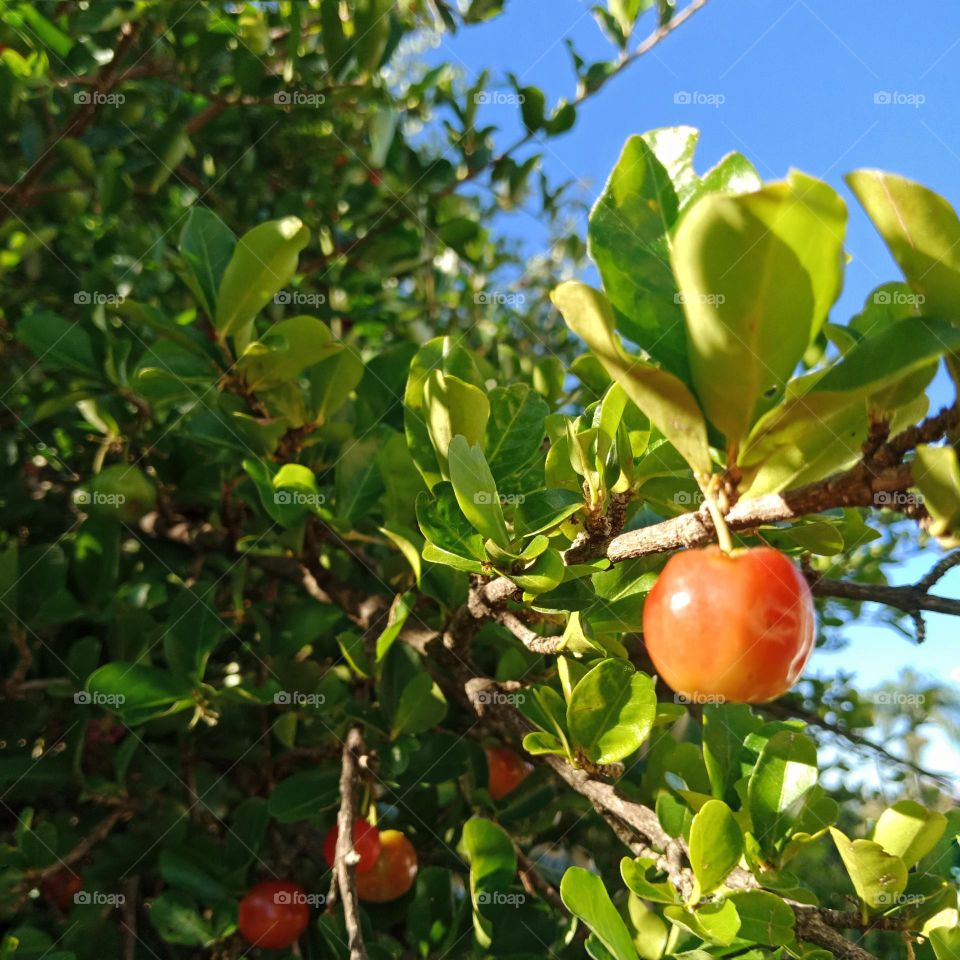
[0,3,958,960]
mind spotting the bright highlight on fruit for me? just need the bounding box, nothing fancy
[642,546,815,704]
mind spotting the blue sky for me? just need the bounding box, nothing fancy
[425,0,960,775]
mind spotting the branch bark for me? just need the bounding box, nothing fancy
[335,726,368,960]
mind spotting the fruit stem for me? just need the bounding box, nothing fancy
[699,475,734,554]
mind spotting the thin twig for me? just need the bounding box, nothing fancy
[335,726,368,960]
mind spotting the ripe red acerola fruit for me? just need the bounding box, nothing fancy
[485,745,532,801]
[42,868,83,910]
[322,819,381,874]
[237,880,310,949]
[354,830,418,903]
[642,546,815,704]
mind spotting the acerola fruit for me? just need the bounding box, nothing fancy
[642,546,815,704]
[42,868,82,911]
[354,830,418,903]
[485,745,532,801]
[322,819,381,874]
[238,880,310,949]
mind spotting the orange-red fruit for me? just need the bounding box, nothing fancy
[323,819,381,874]
[42,868,82,911]
[642,546,815,704]
[237,880,310,949]
[485,745,532,801]
[354,830,418,903]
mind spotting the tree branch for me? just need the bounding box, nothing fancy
[335,726,369,960]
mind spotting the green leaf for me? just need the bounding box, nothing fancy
[553,282,710,475]
[484,384,549,486]
[873,801,948,869]
[509,547,566,595]
[672,173,845,444]
[268,769,340,822]
[376,593,414,662]
[847,170,960,326]
[179,207,237,319]
[914,445,960,542]
[561,867,640,960]
[830,828,909,914]
[309,344,364,424]
[567,659,657,764]
[86,663,195,725]
[16,312,100,379]
[405,337,487,489]
[663,899,741,946]
[688,800,743,900]
[424,372,490,481]
[149,892,214,946]
[162,584,225,682]
[930,926,960,960]
[514,489,584,537]
[748,731,818,861]
[215,217,310,338]
[587,133,686,380]
[621,857,680,905]
[728,890,795,946]
[235,315,340,390]
[391,672,447,738]
[447,435,510,548]
[703,703,762,800]
[416,483,487,567]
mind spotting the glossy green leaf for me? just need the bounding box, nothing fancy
[86,663,194,725]
[663,899,741,946]
[914,445,960,542]
[514,488,584,537]
[567,659,656,764]
[847,170,960,326]
[620,857,680,905]
[215,216,310,338]
[553,282,710,474]
[688,799,743,899]
[484,383,549,486]
[235,315,340,390]
[672,174,845,443]
[728,890,795,946]
[561,867,640,960]
[179,207,237,319]
[447,435,510,548]
[830,828,909,914]
[873,801,948,869]
[748,730,818,861]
